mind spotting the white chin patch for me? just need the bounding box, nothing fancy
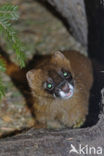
[59,83,74,99]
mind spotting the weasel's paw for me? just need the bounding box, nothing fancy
[47,120,64,129]
[73,118,85,128]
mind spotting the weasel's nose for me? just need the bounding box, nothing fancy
[62,82,70,93]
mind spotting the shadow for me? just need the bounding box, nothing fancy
[81,0,104,127]
[85,0,104,64]
[82,60,104,127]
[0,127,31,139]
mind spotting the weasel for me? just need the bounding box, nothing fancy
[26,51,93,129]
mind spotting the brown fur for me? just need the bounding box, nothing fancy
[0,54,26,82]
[27,51,93,129]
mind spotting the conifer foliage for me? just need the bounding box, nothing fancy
[0,4,26,99]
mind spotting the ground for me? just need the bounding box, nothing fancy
[0,0,86,136]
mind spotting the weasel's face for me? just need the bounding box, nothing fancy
[43,69,74,99]
[26,51,75,100]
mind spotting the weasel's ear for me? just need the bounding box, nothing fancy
[26,69,41,89]
[26,69,35,82]
[52,51,71,67]
[53,51,65,59]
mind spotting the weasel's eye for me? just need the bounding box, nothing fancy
[63,72,68,77]
[46,83,54,90]
[63,71,72,79]
[47,83,52,89]
[44,78,54,91]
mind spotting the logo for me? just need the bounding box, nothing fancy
[69,144,102,155]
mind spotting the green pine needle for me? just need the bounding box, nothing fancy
[0,59,6,72]
[0,3,26,99]
[0,3,26,68]
[0,4,19,20]
[0,78,5,99]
